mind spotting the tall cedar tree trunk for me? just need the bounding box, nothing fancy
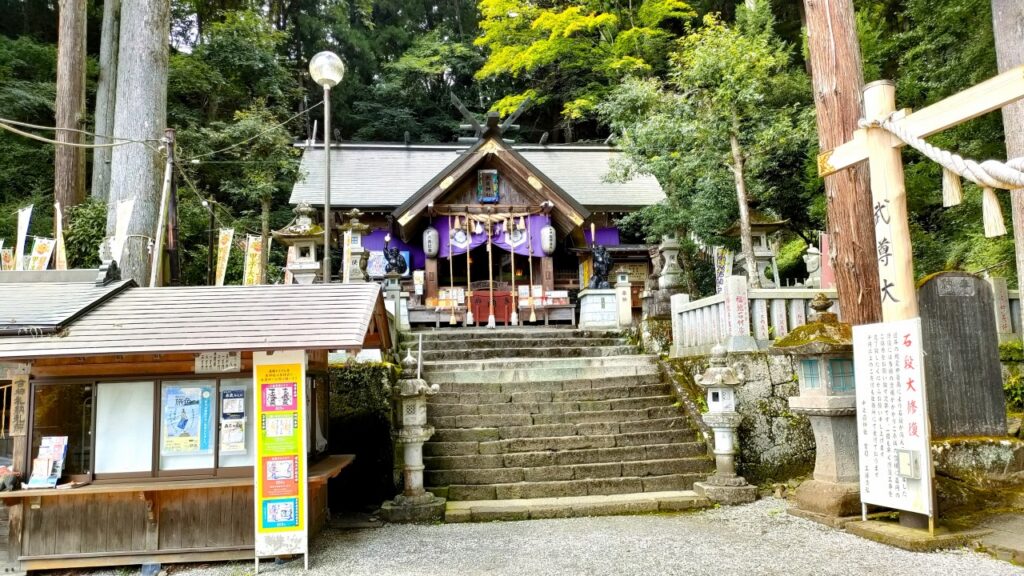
[91,0,120,201]
[106,0,169,286]
[803,0,882,325]
[54,0,87,222]
[729,132,761,288]
[261,196,271,284]
[993,0,1024,331]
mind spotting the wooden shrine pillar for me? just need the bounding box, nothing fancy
[541,257,554,291]
[425,258,438,305]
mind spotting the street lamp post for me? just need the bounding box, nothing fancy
[308,51,345,283]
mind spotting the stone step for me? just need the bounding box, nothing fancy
[425,457,712,486]
[420,345,639,362]
[425,428,697,456]
[424,442,708,470]
[428,383,671,405]
[427,395,675,417]
[410,336,628,352]
[430,416,696,443]
[426,364,661,385]
[432,374,664,394]
[441,473,708,501]
[423,354,659,372]
[428,406,682,430]
[402,328,620,344]
[444,491,710,523]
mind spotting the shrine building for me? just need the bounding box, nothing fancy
[289,113,665,326]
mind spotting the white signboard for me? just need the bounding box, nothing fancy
[195,351,242,374]
[853,317,933,517]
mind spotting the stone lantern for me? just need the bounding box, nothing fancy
[693,345,757,504]
[614,267,632,328]
[338,208,370,282]
[770,293,859,523]
[722,211,787,288]
[380,351,446,523]
[272,202,323,284]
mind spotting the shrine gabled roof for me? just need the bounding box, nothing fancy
[289,142,665,210]
[0,283,389,359]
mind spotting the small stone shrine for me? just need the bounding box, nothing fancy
[918,272,1007,438]
[380,351,445,523]
[693,345,758,505]
[771,294,860,522]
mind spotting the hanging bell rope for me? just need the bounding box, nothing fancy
[448,215,456,325]
[860,114,1024,237]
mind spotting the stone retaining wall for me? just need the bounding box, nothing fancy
[669,352,815,484]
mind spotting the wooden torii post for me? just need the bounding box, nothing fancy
[819,67,1024,532]
[820,66,1024,318]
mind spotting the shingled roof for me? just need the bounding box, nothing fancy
[289,143,665,210]
[0,283,389,359]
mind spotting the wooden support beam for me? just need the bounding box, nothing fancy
[820,65,1024,176]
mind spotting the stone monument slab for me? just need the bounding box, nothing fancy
[918,272,1007,439]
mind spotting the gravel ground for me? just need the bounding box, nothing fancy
[71,498,1023,576]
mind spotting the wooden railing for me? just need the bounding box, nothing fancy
[671,275,1022,358]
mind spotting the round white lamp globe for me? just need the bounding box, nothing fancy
[309,51,345,88]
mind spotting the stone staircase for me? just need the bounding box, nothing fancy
[401,328,714,522]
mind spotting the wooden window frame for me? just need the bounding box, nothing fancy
[30,373,259,484]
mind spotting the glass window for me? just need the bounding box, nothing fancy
[159,380,216,471]
[218,378,253,468]
[31,383,92,476]
[801,359,821,389]
[95,382,154,474]
[829,359,856,394]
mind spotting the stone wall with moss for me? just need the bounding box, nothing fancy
[668,352,814,484]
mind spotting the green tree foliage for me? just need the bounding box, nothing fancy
[601,7,815,252]
[476,0,695,139]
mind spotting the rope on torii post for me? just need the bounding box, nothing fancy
[860,114,1024,237]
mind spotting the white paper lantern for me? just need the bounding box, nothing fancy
[423,226,439,258]
[540,224,556,255]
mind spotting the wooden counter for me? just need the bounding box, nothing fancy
[0,454,354,571]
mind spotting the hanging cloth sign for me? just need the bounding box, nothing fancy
[215,228,234,286]
[111,197,135,265]
[0,248,13,271]
[243,235,264,286]
[27,238,56,271]
[14,205,32,271]
[53,202,67,270]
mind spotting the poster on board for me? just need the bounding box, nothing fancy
[161,385,213,455]
[253,350,307,567]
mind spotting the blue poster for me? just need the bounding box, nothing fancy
[162,385,214,454]
[262,497,299,529]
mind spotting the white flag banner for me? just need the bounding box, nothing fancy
[14,205,32,271]
[215,228,234,286]
[111,197,136,265]
[54,202,67,270]
[27,237,56,271]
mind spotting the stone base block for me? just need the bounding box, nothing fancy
[380,494,446,524]
[786,506,862,529]
[693,481,757,505]
[793,479,861,518]
[844,519,991,552]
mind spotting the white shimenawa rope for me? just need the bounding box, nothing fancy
[859,115,1024,190]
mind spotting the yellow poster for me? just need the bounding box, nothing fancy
[253,350,307,560]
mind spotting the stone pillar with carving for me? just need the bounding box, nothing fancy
[381,353,446,522]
